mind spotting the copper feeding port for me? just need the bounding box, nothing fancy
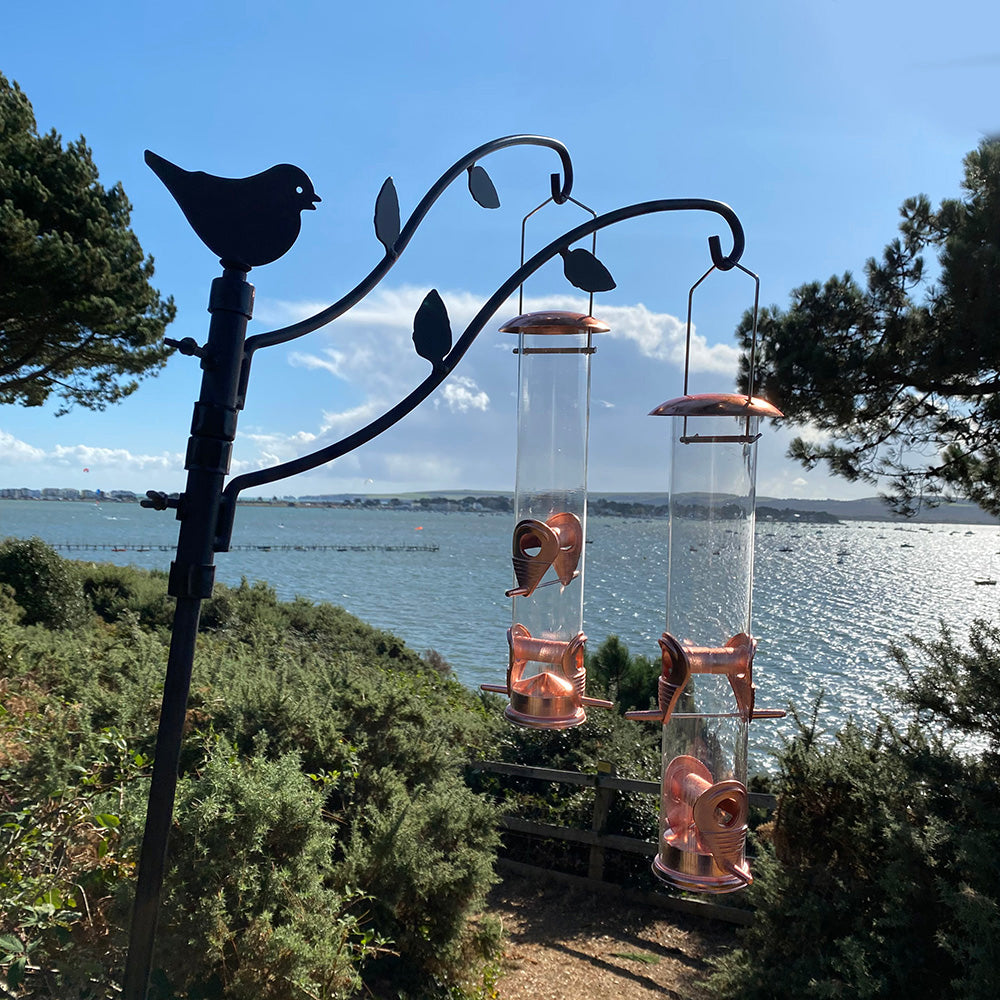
[506,513,583,598]
[480,624,612,729]
[654,755,752,892]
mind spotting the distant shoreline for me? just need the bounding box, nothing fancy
[2,491,997,525]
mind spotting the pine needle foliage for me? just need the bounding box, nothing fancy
[737,138,1000,515]
[0,73,175,412]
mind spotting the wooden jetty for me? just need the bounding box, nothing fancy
[52,542,439,553]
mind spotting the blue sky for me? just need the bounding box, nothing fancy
[2,0,999,499]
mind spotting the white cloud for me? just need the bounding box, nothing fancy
[0,283,775,497]
[438,375,489,413]
[0,428,187,490]
[258,287,504,337]
[239,427,320,467]
[287,349,350,379]
[510,293,740,375]
[0,430,47,463]
[224,284,750,494]
[264,287,738,397]
[793,423,834,446]
[44,440,182,472]
[318,400,389,437]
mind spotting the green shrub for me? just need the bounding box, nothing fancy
[191,634,502,993]
[80,562,173,630]
[1,560,503,998]
[476,661,661,888]
[586,634,659,714]
[0,687,139,998]
[334,765,500,990]
[0,537,89,630]
[148,739,375,1000]
[707,628,1000,1000]
[891,618,1000,754]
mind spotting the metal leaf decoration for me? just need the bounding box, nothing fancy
[412,289,452,365]
[560,247,617,293]
[468,164,500,209]
[374,177,400,252]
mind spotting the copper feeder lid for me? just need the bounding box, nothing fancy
[649,392,783,419]
[500,310,611,335]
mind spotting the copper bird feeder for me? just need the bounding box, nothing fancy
[627,263,784,893]
[482,310,613,727]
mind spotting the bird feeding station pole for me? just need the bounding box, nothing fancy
[121,263,253,996]
[123,155,321,998]
[124,135,757,999]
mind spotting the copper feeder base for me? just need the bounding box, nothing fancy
[652,845,752,895]
[506,669,588,729]
[654,755,752,893]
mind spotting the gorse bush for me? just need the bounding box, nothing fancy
[150,739,375,1000]
[0,544,503,998]
[80,562,173,630]
[0,536,89,630]
[0,687,140,997]
[707,623,1000,1000]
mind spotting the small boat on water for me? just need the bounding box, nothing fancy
[974,553,998,586]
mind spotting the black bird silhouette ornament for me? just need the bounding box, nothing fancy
[144,150,320,270]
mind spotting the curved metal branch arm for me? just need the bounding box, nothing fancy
[242,135,574,356]
[448,197,744,370]
[215,197,744,549]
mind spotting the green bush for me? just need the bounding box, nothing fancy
[477,638,662,885]
[80,562,173,630]
[586,634,659,715]
[0,536,89,630]
[0,688,139,998]
[192,630,502,992]
[707,624,1000,1000]
[148,739,375,1000]
[0,549,503,998]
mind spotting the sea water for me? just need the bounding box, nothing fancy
[2,499,997,765]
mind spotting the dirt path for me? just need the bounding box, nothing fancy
[488,871,739,999]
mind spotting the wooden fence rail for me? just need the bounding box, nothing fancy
[472,759,777,925]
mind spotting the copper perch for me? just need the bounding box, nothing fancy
[625,631,785,725]
[481,624,612,729]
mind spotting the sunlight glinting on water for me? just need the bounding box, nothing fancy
[2,501,997,765]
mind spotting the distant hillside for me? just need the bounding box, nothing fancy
[753,496,998,525]
[397,491,997,525]
[297,491,999,525]
[9,487,994,525]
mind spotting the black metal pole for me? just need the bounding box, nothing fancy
[122,266,254,1000]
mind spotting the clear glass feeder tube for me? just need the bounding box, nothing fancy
[631,393,780,892]
[484,311,611,728]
